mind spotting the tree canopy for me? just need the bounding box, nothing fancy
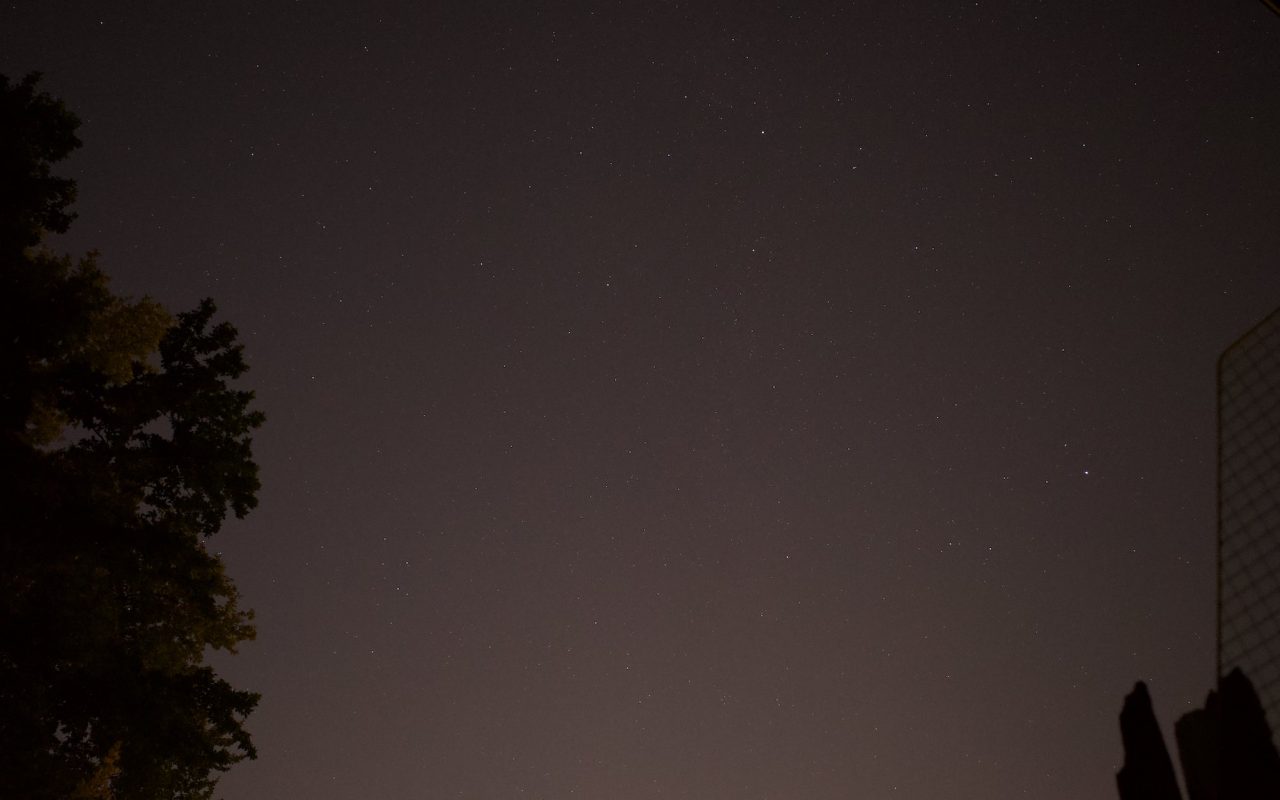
[0,73,264,800]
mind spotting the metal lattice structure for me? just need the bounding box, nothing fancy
[1219,306,1280,730]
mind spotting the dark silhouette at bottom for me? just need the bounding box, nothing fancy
[1117,681,1182,800]
[1117,669,1280,800]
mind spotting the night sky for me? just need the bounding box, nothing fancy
[5,2,1280,798]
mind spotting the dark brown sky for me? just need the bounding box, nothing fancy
[5,2,1280,798]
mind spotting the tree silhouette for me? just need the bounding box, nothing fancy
[0,73,263,800]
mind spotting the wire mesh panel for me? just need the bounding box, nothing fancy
[1219,307,1280,731]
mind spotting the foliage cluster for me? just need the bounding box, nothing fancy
[0,73,263,800]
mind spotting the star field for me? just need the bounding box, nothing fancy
[3,2,1280,798]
